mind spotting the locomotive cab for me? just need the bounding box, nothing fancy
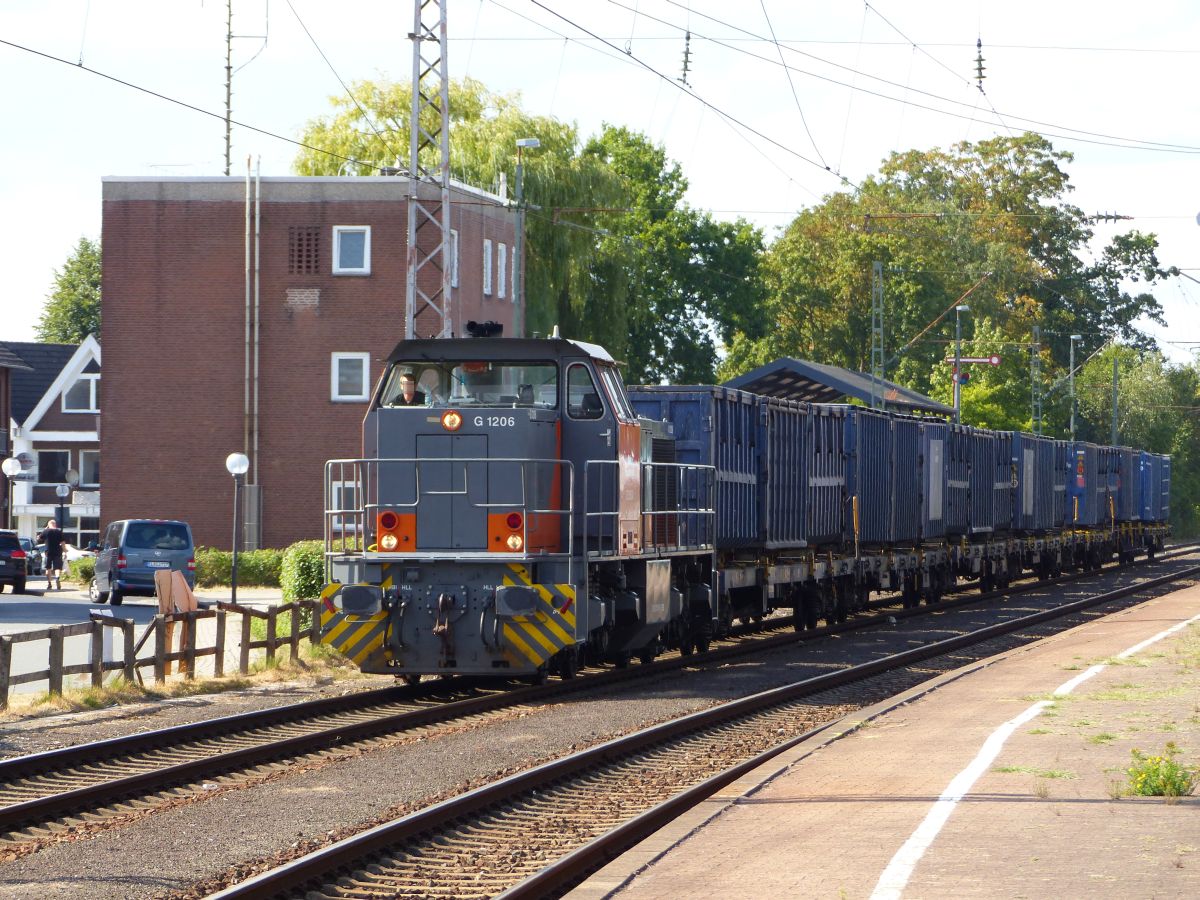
[319,336,716,680]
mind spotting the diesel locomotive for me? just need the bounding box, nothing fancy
[318,334,1171,681]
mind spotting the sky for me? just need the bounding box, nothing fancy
[2,0,1198,364]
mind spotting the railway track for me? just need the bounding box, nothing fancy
[0,546,1195,851]
[208,554,1200,899]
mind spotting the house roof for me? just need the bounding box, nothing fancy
[6,342,81,425]
[723,356,954,417]
[0,343,33,373]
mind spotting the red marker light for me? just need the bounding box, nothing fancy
[506,512,523,530]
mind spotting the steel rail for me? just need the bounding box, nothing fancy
[1,545,1193,838]
[211,559,1200,899]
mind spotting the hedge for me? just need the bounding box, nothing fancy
[194,547,283,588]
[281,540,325,601]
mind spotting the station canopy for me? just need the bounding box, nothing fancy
[723,357,953,417]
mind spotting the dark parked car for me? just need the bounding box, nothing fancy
[0,530,28,594]
[19,538,44,577]
[91,519,195,606]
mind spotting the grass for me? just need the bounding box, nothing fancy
[0,641,365,723]
[1088,685,1187,703]
[1126,743,1199,799]
[1088,732,1118,745]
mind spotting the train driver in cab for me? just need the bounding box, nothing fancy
[394,371,426,406]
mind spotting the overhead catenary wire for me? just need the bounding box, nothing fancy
[758,0,829,170]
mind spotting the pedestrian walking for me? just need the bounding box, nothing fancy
[37,519,65,590]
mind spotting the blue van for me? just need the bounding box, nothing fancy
[90,519,195,605]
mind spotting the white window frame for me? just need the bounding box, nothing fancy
[482,239,493,296]
[80,450,100,487]
[331,352,372,402]
[62,373,100,413]
[497,243,508,299]
[330,479,361,533]
[450,229,460,288]
[332,225,371,275]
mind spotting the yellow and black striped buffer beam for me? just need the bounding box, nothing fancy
[319,582,389,665]
[498,564,578,668]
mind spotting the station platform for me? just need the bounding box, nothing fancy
[571,581,1200,899]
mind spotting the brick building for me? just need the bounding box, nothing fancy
[101,175,518,549]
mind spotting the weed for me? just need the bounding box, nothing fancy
[1107,778,1125,800]
[995,765,1076,780]
[1126,742,1198,798]
[1034,780,1050,799]
[1028,728,1052,736]
[1088,733,1117,745]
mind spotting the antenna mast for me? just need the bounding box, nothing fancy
[405,0,453,338]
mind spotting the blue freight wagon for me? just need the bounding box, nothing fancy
[807,404,848,547]
[1009,432,1058,532]
[629,386,762,550]
[762,397,820,549]
[1053,440,1070,529]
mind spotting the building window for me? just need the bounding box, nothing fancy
[289,226,321,274]
[80,450,100,487]
[331,352,372,402]
[331,480,360,533]
[62,374,99,413]
[37,450,70,485]
[450,229,460,288]
[333,226,371,275]
[497,243,507,299]
[482,239,493,296]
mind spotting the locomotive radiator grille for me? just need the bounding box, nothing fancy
[498,563,577,667]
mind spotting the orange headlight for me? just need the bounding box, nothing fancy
[441,410,463,431]
[380,533,399,551]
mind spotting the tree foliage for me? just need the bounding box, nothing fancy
[36,237,101,344]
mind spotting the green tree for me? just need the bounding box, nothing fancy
[583,126,764,383]
[36,237,101,343]
[293,77,629,356]
[719,133,1177,425]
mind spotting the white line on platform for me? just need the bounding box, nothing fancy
[870,609,1200,900]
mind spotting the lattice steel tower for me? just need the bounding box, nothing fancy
[870,261,885,409]
[405,0,453,338]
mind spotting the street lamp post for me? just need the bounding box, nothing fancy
[953,304,970,424]
[57,468,79,541]
[1069,334,1082,441]
[226,453,250,604]
[2,457,20,531]
[513,137,540,338]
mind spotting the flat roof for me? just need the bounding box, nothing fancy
[723,357,953,416]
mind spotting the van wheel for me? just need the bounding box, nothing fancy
[110,588,124,606]
[12,578,24,595]
[89,578,108,604]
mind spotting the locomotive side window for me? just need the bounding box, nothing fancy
[567,364,605,420]
[382,361,557,408]
[598,366,636,422]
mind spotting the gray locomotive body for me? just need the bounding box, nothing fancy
[319,337,715,680]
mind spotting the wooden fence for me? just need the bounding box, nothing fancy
[0,600,322,709]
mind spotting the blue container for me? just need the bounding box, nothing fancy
[1010,433,1057,532]
[762,397,812,549]
[805,404,847,547]
[1137,452,1171,523]
[630,386,762,550]
[1067,442,1101,526]
[841,406,921,547]
[1114,447,1139,522]
[944,424,973,536]
[992,430,1015,534]
[968,428,998,535]
[1053,441,1070,528]
[919,420,949,541]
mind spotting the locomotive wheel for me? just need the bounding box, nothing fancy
[638,646,657,665]
[403,674,421,687]
[559,649,578,680]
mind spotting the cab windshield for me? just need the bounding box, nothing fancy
[382,361,558,408]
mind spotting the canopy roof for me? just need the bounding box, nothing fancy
[724,357,953,416]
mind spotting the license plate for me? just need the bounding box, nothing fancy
[146,561,171,568]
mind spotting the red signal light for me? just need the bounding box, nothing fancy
[379,511,399,531]
[506,512,523,530]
